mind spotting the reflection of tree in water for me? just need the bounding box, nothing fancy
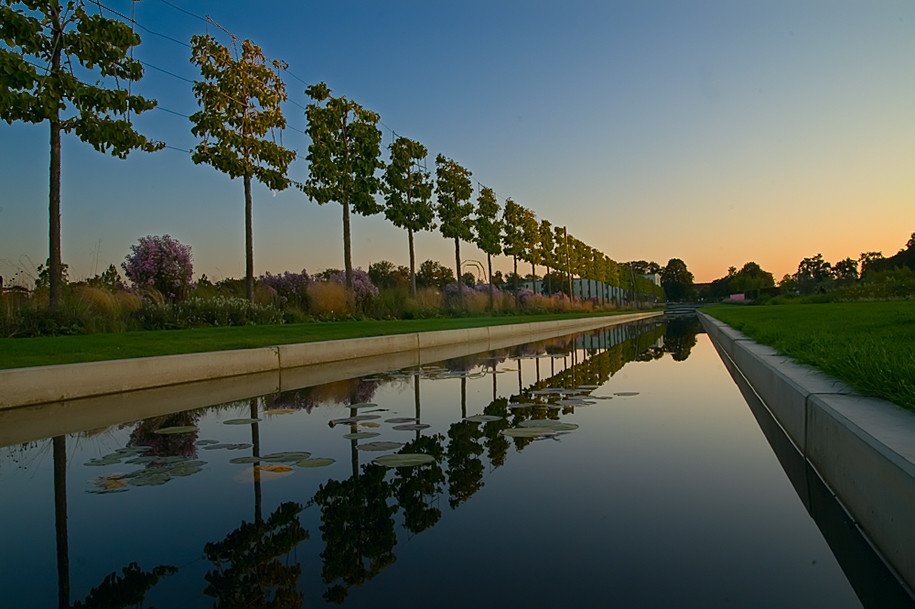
[263,377,382,412]
[128,411,199,457]
[392,435,446,534]
[71,563,177,609]
[663,316,703,361]
[481,398,511,467]
[311,465,397,604]
[203,501,308,608]
[446,419,486,508]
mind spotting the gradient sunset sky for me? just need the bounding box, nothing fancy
[2,0,913,286]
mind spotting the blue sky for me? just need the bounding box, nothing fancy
[2,0,913,286]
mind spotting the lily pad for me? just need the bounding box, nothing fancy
[263,408,296,415]
[392,423,431,431]
[297,457,335,468]
[385,417,419,423]
[614,391,640,397]
[167,463,204,477]
[464,415,503,423]
[557,399,589,406]
[577,384,599,389]
[347,402,378,409]
[374,453,436,467]
[501,427,557,438]
[89,474,129,493]
[195,439,220,446]
[591,396,614,400]
[256,464,293,473]
[223,418,261,425]
[229,456,261,464]
[85,456,123,466]
[519,419,579,431]
[129,471,171,486]
[357,441,404,452]
[361,422,381,428]
[330,414,382,425]
[203,443,252,450]
[154,426,197,435]
[507,402,537,409]
[261,451,312,463]
[343,432,380,440]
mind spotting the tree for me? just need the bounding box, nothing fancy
[383,136,434,297]
[304,82,383,292]
[501,198,525,305]
[415,259,454,289]
[538,220,555,295]
[859,251,885,276]
[795,253,833,293]
[434,154,473,308]
[833,257,859,282]
[661,258,694,301]
[520,207,540,283]
[122,234,193,302]
[190,35,295,302]
[1,0,163,307]
[729,261,775,294]
[473,186,501,311]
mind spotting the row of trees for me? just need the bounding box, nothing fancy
[1,2,660,313]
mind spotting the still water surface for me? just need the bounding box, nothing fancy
[0,319,900,607]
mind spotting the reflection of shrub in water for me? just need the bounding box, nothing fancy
[264,378,382,412]
[129,412,199,457]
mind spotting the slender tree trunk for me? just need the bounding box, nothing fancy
[512,255,519,309]
[531,262,536,292]
[408,228,417,298]
[487,254,494,312]
[49,9,63,309]
[546,265,552,295]
[414,372,421,443]
[244,173,254,301]
[461,376,467,419]
[250,399,262,523]
[454,237,463,309]
[343,198,354,292]
[53,436,69,609]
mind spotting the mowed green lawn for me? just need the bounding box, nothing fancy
[703,301,915,412]
[0,311,637,370]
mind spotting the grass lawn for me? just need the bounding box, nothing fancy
[0,311,643,370]
[703,301,915,412]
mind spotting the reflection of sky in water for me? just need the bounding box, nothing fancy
[0,323,874,608]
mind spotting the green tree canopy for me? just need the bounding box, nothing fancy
[661,258,695,301]
[473,185,502,310]
[383,136,434,297]
[1,0,163,306]
[190,35,295,301]
[434,154,473,307]
[304,82,383,291]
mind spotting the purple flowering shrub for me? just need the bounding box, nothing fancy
[259,269,311,309]
[328,269,379,305]
[122,235,193,302]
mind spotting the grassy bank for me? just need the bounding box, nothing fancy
[703,302,915,411]
[0,311,643,370]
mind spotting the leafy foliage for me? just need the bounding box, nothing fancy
[661,258,694,301]
[473,186,501,258]
[190,35,295,301]
[122,234,193,302]
[304,82,383,290]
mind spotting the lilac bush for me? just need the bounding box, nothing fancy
[260,269,311,309]
[328,268,379,305]
[122,235,193,302]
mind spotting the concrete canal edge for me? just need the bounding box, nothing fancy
[699,312,915,595]
[0,312,662,410]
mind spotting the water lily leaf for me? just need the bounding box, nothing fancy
[357,441,404,452]
[385,417,419,423]
[614,392,640,396]
[229,456,261,464]
[464,415,503,422]
[347,403,378,409]
[374,454,436,467]
[591,396,614,400]
[361,422,381,428]
[167,463,203,477]
[129,471,171,486]
[195,439,220,446]
[261,451,311,463]
[577,384,599,389]
[154,426,197,435]
[519,419,579,431]
[392,423,430,431]
[557,399,589,406]
[223,418,261,425]
[203,443,252,450]
[297,457,335,468]
[330,414,382,425]
[508,403,537,409]
[343,432,380,440]
[256,464,293,473]
[501,427,557,438]
[263,408,296,415]
[85,456,122,466]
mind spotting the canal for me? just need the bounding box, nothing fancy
[0,317,910,607]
